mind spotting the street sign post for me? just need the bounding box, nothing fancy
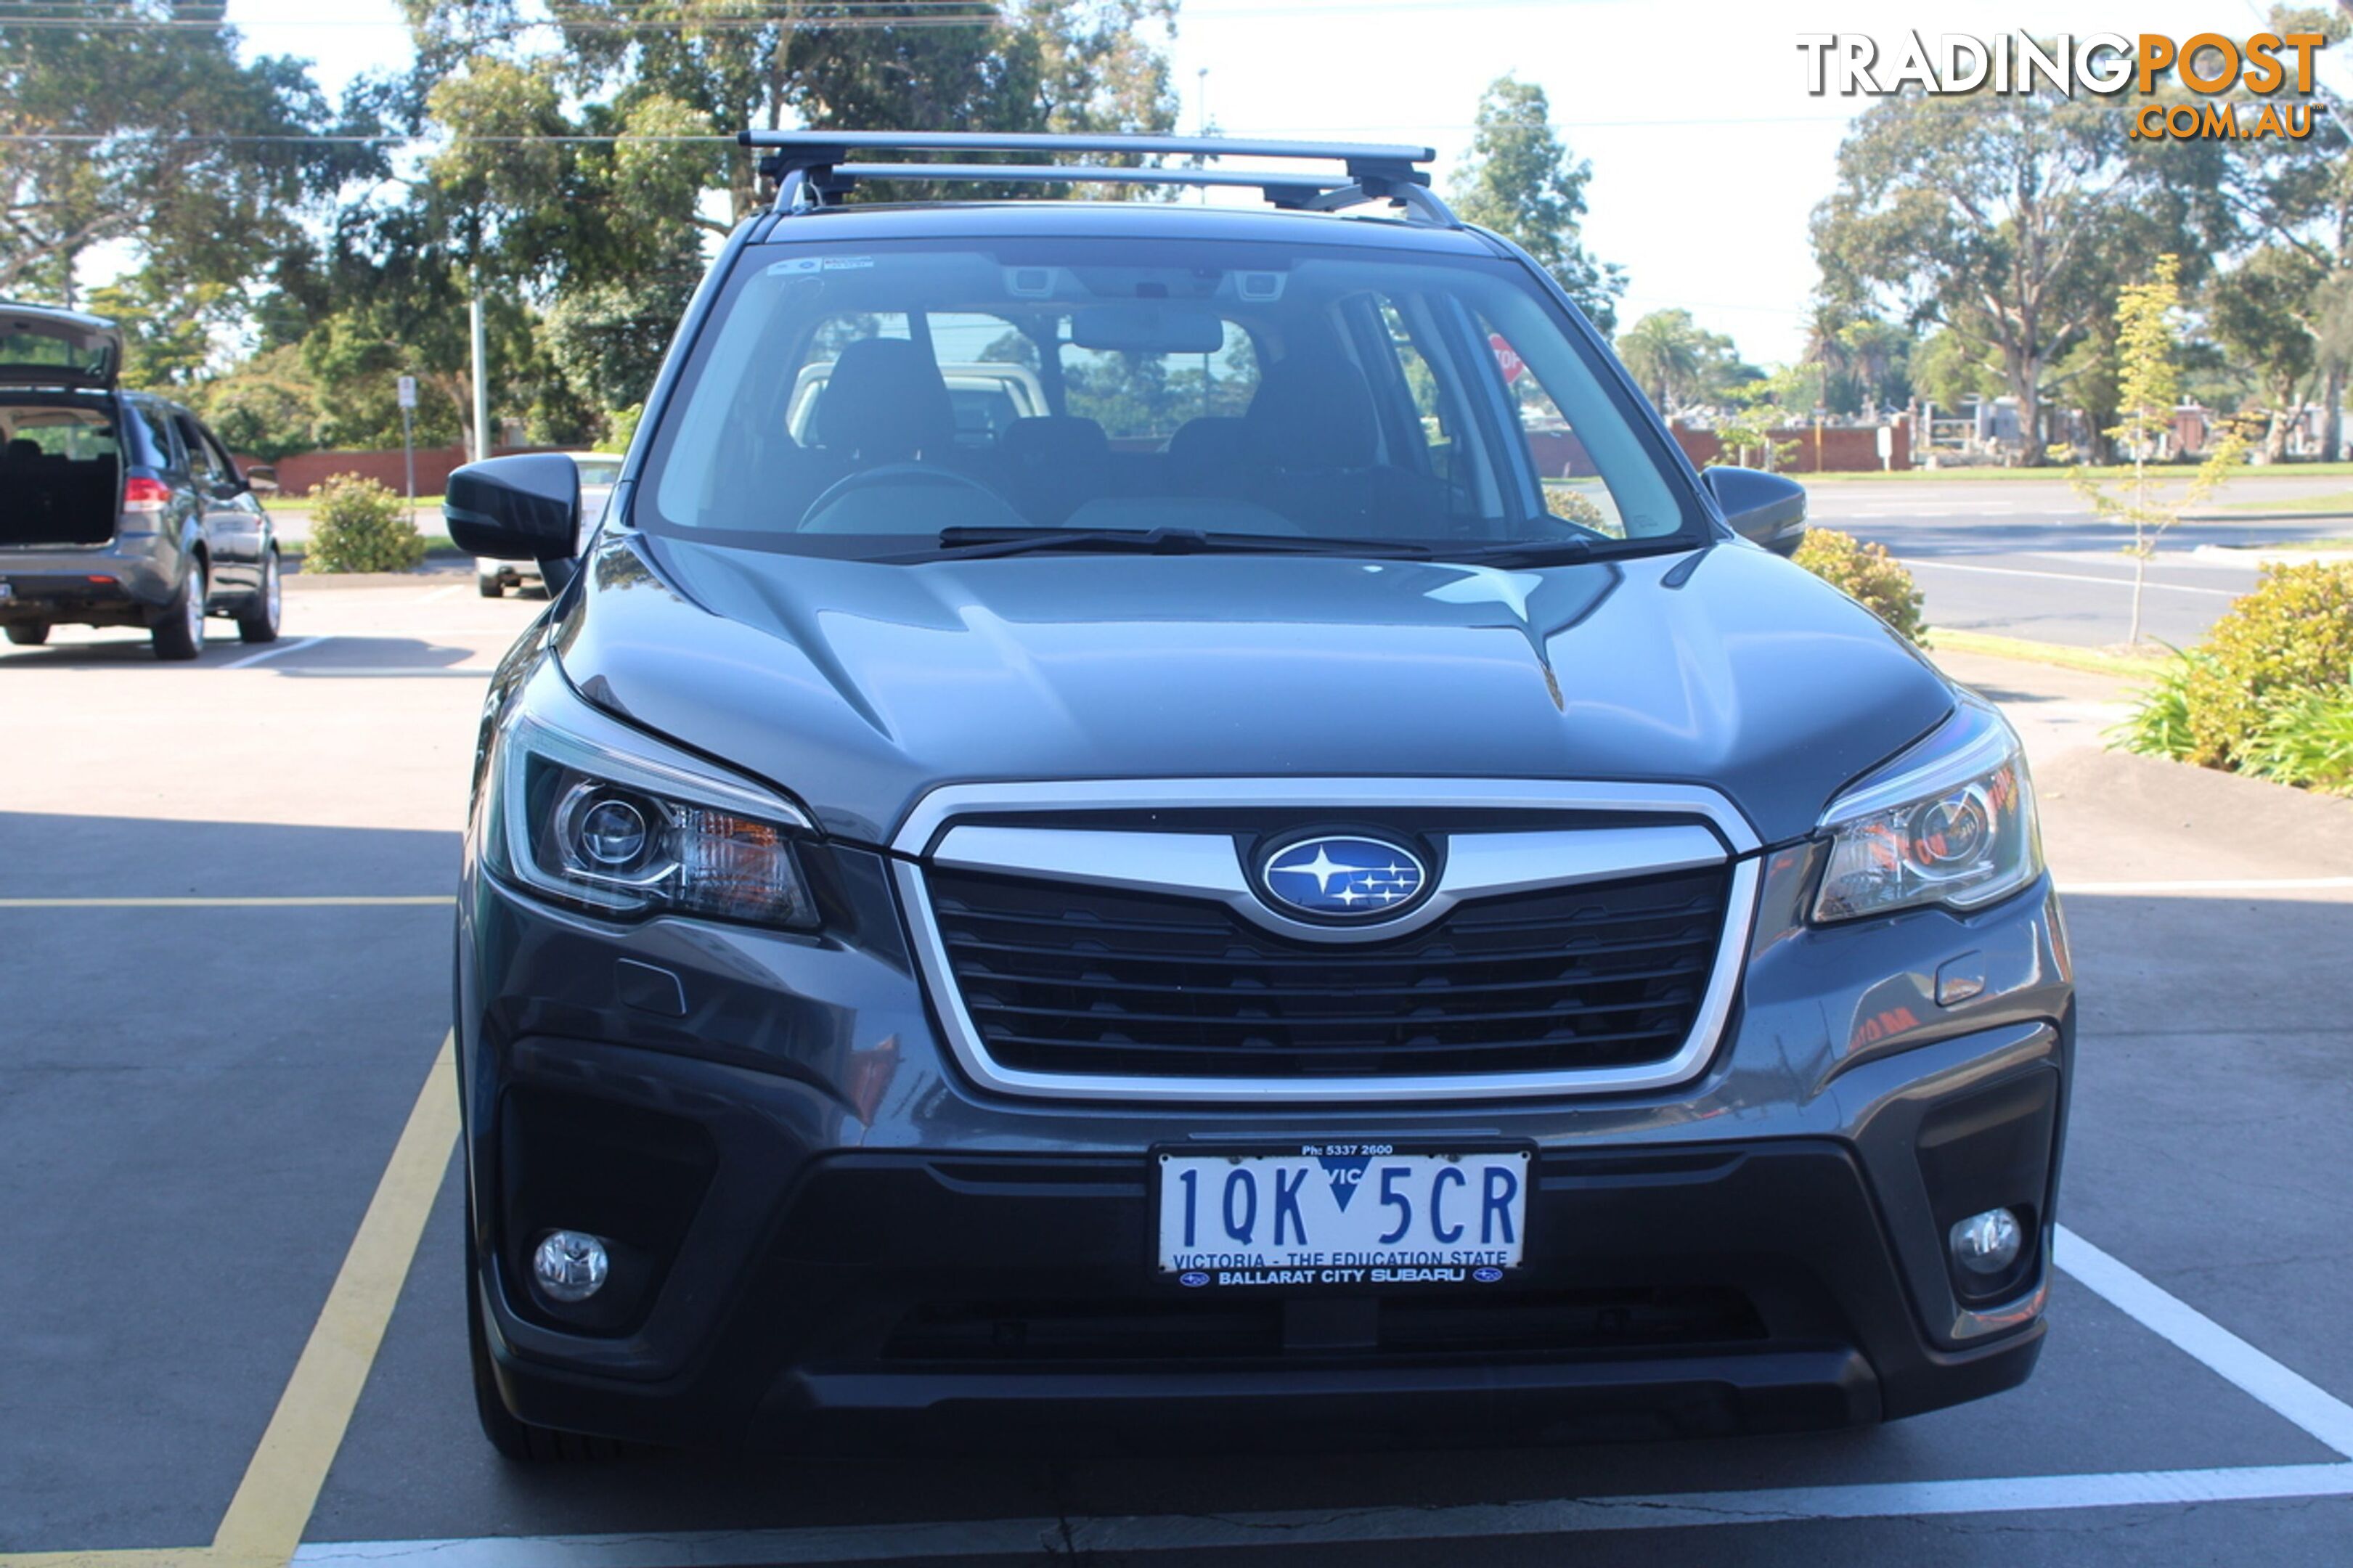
[396,375,417,521]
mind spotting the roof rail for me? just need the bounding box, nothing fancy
[736,130,1456,226]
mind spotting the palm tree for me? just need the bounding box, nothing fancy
[1615,310,1708,415]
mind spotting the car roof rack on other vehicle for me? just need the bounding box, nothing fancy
[736,130,1458,227]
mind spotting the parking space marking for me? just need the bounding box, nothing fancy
[222,638,324,671]
[2057,1228,2353,1455]
[210,1034,459,1568]
[1902,559,2238,596]
[2061,877,2353,895]
[0,897,454,909]
[288,1463,2353,1566]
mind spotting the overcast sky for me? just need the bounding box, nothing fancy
[224,0,2349,364]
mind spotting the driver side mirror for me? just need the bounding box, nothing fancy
[242,464,279,496]
[1700,466,1807,557]
[445,454,582,581]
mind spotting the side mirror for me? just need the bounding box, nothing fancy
[1700,466,1807,557]
[242,465,278,496]
[444,453,581,568]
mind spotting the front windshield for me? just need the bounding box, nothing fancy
[639,234,1701,558]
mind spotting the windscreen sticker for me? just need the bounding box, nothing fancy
[766,255,876,276]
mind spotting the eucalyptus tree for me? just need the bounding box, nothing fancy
[1449,76,1624,332]
[1813,86,2228,464]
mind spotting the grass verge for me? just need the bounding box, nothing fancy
[1927,628,2174,679]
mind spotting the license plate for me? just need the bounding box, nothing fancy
[0,581,12,602]
[1157,1143,1529,1289]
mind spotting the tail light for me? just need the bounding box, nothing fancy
[123,477,171,514]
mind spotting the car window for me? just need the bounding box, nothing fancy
[643,237,1700,557]
[175,414,221,483]
[196,425,242,486]
[126,400,179,470]
[2,404,118,462]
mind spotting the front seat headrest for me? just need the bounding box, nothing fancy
[1244,351,1383,470]
[1001,416,1109,466]
[810,338,954,462]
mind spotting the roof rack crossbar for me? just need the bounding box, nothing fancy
[740,128,1434,182]
[745,133,1456,226]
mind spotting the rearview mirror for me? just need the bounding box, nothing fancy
[444,453,581,573]
[1069,306,1224,354]
[1700,466,1806,557]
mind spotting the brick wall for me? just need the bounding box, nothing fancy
[1670,420,1909,474]
[244,444,568,499]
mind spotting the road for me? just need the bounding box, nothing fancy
[1807,475,2353,648]
[4,581,2352,1567]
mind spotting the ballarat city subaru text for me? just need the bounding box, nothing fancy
[444,131,2071,1462]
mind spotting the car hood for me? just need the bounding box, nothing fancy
[554,531,1954,848]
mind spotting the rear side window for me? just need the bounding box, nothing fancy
[125,401,178,470]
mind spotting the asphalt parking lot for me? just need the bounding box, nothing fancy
[4,571,2352,1567]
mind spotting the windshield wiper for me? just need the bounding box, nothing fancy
[931,526,1440,560]
[1450,537,1596,568]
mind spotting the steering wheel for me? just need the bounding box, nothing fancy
[797,462,1024,534]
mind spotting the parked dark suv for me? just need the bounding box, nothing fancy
[446,134,2072,1461]
[0,302,281,658]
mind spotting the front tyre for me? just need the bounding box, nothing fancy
[478,568,506,599]
[465,1216,622,1462]
[4,623,49,646]
[152,557,206,661]
[237,550,282,644]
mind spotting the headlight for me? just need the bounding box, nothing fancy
[485,663,818,927]
[1813,695,2043,923]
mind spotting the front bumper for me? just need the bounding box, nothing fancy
[457,831,2074,1450]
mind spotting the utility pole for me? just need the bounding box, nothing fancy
[1196,68,1210,205]
[469,285,490,464]
[397,375,417,525]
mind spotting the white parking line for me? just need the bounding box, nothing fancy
[222,635,323,669]
[291,1464,2353,1567]
[2065,877,2353,895]
[285,1224,2353,1565]
[1904,560,2238,596]
[2057,1228,2353,1455]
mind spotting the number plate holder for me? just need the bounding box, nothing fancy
[1153,1141,1532,1291]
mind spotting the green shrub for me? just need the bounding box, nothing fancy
[2108,647,2207,761]
[2181,562,2353,767]
[305,473,425,573]
[1791,527,1928,645]
[2238,686,2353,795]
[600,402,642,454]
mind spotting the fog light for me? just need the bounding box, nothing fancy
[1949,1207,2023,1277]
[532,1230,609,1302]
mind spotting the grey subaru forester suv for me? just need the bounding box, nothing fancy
[444,133,2071,1461]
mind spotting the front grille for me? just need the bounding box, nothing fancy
[926,864,1729,1081]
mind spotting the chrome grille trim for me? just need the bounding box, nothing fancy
[889,777,1761,1104]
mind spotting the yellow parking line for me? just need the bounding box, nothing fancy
[0,1544,213,1553]
[0,897,454,909]
[0,1037,455,1568]
[208,1033,460,1568]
